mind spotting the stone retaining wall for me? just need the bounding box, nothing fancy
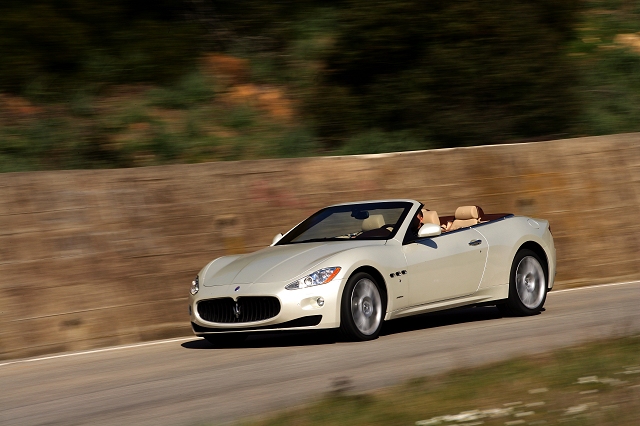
[1,133,639,359]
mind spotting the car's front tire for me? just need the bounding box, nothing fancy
[339,272,384,341]
[498,249,547,316]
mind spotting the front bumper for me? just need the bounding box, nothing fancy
[189,279,343,334]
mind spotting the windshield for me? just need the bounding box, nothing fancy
[277,201,413,245]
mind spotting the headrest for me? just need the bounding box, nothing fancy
[449,218,477,231]
[455,206,483,220]
[362,214,385,231]
[422,209,440,225]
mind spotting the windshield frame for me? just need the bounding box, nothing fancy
[276,201,414,245]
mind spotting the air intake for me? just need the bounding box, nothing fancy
[197,297,281,323]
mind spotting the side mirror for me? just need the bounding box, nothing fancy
[271,233,284,246]
[418,223,441,238]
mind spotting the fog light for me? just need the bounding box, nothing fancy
[317,297,325,307]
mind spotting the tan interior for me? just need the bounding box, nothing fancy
[362,214,385,231]
[422,209,440,226]
[455,205,481,220]
[449,218,477,230]
[421,205,510,234]
[445,205,485,231]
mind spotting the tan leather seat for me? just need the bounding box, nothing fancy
[449,206,484,231]
[422,209,440,226]
[362,214,385,231]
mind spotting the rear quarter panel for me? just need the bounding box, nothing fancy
[474,216,555,292]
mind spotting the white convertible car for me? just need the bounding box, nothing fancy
[189,200,555,344]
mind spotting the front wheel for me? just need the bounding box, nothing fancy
[498,249,547,316]
[339,272,385,341]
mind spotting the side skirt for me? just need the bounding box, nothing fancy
[385,283,509,320]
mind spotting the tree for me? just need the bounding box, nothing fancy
[308,0,580,146]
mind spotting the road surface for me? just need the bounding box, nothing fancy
[1,281,639,425]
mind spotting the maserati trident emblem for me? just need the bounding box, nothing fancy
[234,286,240,292]
[232,302,241,319]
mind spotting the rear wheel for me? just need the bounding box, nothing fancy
[339,272,384,341]
[498,249,547,316]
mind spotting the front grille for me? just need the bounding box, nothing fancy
[197,297,281,323]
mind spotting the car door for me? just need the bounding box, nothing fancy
[402,227,488,306]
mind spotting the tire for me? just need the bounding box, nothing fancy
[204,333,248,347]
[339,272,385,341]
[499,249,548,316]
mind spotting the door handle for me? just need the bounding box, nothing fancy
[469,239,482,246]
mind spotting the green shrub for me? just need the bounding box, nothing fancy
[222,106,257,130]
[275,127,318,158]
[147,72,215,110]
[0,1,202,95]
[339,130,430,155]
[307,0,580,147]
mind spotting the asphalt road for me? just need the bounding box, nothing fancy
[1,281,639,426]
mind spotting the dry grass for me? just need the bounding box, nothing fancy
[236,335,640,426]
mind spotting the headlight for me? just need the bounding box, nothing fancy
[286,267,341,290]
[190,275,199,295]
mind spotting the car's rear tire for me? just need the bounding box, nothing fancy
[499,249,547,316]
[204,333,248,347]
[339,272,384,341]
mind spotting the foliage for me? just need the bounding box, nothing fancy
[339,130,431,155]
[147,72,216,109]
[308,0,580,146]
[571,0,640,135]
[1,0,640,172]
[0,0,201,95]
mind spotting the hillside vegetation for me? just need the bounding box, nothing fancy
[0,0,639,172]
[241,335,640,426]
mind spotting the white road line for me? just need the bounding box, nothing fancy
[1,280,639,368]
[0,336,195,368]
[551,280,640,294]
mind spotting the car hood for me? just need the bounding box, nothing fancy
[202,240,385,286]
